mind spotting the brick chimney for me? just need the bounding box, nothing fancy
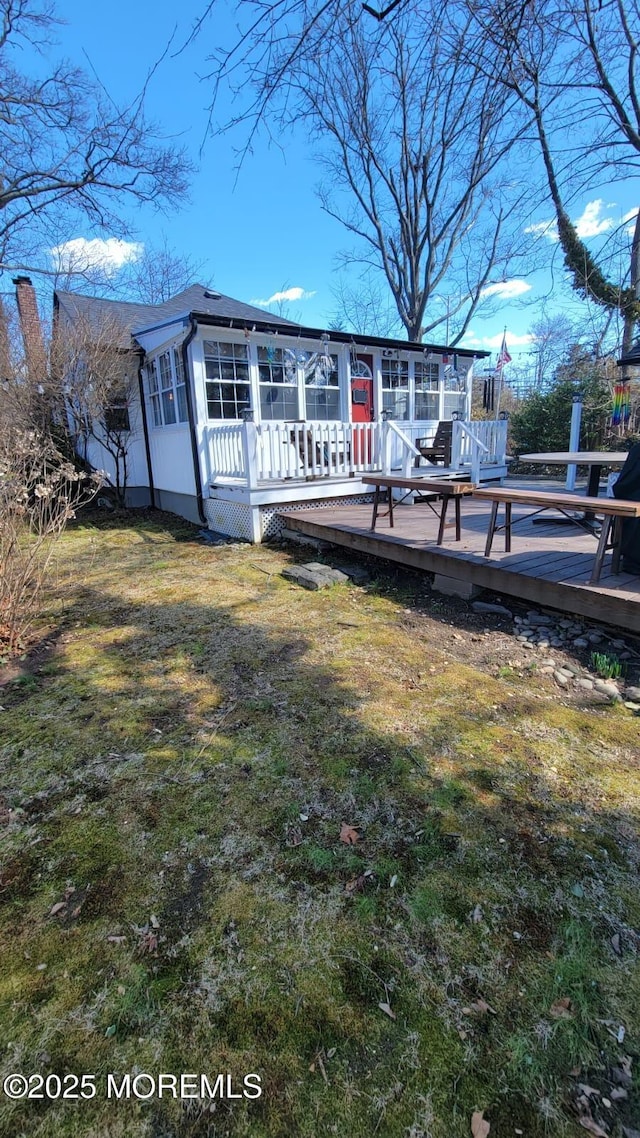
[13,275,47,383]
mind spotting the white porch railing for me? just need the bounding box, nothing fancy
[206,417,508,487]
[206,423,246,481]
[207,419,382,485]
[258,420,382,481]
[452,419,508,483]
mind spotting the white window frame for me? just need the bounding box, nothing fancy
[147,348,189,429]
[204,339,251,421]
[381,354,409,420]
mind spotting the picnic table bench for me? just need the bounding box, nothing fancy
[363,475,474,545]
[473,486,640,584]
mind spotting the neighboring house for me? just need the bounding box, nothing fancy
[54,283,503,542]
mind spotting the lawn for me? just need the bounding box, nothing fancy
[0,513,638,1138]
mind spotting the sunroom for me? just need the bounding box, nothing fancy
[187,324,497,489]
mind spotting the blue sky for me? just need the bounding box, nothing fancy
[37,0,640,371]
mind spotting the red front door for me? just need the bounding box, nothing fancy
[351,356,374,463]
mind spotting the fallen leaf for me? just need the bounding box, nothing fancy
[344,875,367,895]
[107,935,127,945]
[578,1085,601,1098]
[611,933,622,956]
[150,914,160,929]
[472,904,484,924]
[49,902,66,916]
[463,999,496,1017]
[105,1025,116,1038]
[471,1109,490,1137]
[550,997,573,1018]
[378,1001,396,1020]
[610,1088,628,1101]
[577,1117,609,1137]
[340,822,360,845]
[622,1128,640,1138]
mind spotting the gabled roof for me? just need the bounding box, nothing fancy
[54,283,489,358]
[54,284,297,349]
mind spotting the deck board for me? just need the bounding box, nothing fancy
[278,497,640,632]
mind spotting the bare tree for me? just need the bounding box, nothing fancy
[196,1,533,342]
[0,0,190,280]
[0,338,99,654]
[52,311,140,507]
[470,0,640,355]
[329,272,404,337]
[119,240,207,305]
[51,238,208,305]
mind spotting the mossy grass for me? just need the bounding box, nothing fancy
[1,513,639,1136]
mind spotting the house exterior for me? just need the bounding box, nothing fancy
[54,283,504,542]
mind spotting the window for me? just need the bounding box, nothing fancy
[158,351,176,424]
[173,348,188,422]
[415,361,440,420]
[204,340,250,420]
[302,351,339,420]
[147,349,189,427]
[443,367,467,419]
[257,345,298,420]
[104,400,130,433]
[147,365,162,427]
[381,356,409,420]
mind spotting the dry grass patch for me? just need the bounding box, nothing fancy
[0,512,639,1137]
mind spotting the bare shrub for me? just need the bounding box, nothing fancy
[0,381,100,656]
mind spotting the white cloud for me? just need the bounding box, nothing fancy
[481,279,532,300]
[50,237,143,275]
[524,218,559,242]
[525,198,618,243]
[459,331,534,350]
[574,199,615,239]
[483,332,534,350]
[250,286,316,307]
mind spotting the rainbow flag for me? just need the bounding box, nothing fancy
[612,381,631,426]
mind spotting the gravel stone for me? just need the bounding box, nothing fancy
[593,680,621,699]
[624,685,640,701]
[573,638,589,648]
[554,671,569,686]
[471,601,513,616]
[577,678,594,690]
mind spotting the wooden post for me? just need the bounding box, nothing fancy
[381,417,393,475]
[241,417,259,490]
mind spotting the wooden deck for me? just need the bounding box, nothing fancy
[279,495,640,632]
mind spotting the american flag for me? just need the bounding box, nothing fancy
[496,333,512,372]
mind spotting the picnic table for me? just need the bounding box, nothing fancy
[473,486,640,584]
[363,475,474,545]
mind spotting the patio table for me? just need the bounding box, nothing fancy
[519,451,628,498]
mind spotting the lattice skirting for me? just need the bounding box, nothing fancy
[260,495,372,540]
[203,499,255,542]
[203,494,373,542]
